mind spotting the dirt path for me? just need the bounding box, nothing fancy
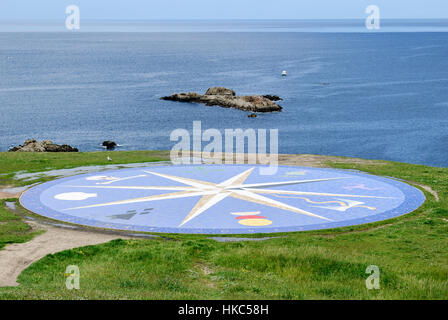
[0,221,126,287]
[194,152,387,168]
[0,192,13,199]
[0,189,21,200]
[413,183,440,202]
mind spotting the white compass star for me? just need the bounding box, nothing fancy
[63,167,393,227]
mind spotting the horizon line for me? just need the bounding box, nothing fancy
[1,18,448,22]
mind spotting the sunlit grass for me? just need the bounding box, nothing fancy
[0,150,170,186]
[0,199,42,250]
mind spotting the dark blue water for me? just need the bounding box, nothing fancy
[1,22,448,167]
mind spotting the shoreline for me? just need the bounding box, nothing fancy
[3,148,446,168]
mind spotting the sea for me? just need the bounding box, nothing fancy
[1,20,448,167]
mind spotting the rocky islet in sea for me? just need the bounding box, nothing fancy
[161,87,283,113]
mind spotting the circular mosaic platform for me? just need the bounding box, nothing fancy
[20,165,425,234]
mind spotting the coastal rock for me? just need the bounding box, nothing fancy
[262,95,282,101]
[8,139,78,152]
[58,145,79,152]
[161,87,282,113]
[8,146,21,152]
[44,143,63,152]
[205,87,235,96]
[248,113,257,118]
[102,141,117,150]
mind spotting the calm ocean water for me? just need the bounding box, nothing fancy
[1,20,448,167]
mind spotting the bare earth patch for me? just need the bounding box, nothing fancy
[196,263,216,288]
[192,152,387,168]
[0,190,21,200]
[277,153,387,167]
[412,183,440,202]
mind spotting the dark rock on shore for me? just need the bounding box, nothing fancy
[8,140,78,152]
[8,146,22,152]
[102,141,117,150]
[161,87,282,113]
[262,95,282,101]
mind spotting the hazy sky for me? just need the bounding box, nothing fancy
[0,0,447,20]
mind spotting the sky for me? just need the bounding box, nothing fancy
[0,0,447,20]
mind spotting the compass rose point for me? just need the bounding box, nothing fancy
[20,165,425,234]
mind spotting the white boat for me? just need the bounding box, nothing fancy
[282,70,287,77]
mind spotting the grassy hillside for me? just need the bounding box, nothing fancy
[0,199,42,251]
[0,150,170,186]
[0,151,447,299]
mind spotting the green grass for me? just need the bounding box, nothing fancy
[0,199,42,250]
[0,152,447,299]
[0,150,170,186]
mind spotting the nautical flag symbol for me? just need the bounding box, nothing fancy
[231,211,273,226]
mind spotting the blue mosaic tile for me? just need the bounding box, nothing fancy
[20,164,425,234]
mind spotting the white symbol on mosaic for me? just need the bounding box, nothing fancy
[282,170,307,177]
[343,184,381,191]
[271,195,377,212]
[54,192,97,201]
[86,175,147,185]
[313,199,376,212]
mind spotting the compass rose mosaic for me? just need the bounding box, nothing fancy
[20,165,425,234]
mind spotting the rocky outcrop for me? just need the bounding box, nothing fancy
[102,141,117,150]
[8,140,78,152]
[262,95,282,101]
[205,87,235,96]
[161,87,282,112]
